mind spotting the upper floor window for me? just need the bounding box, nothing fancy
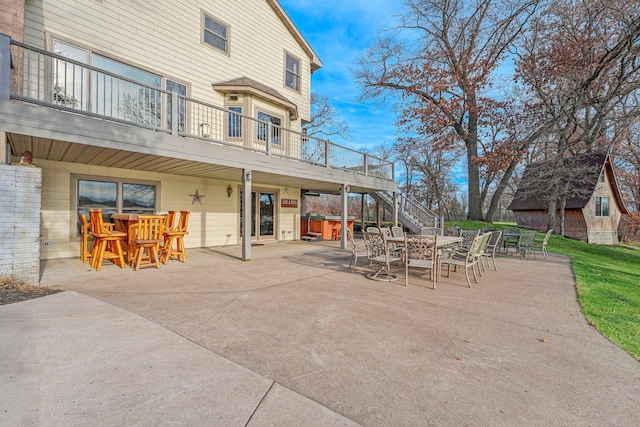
[595,196,610,216]
[599,171,605,182]
[285,53,300,91]
[203,14,229,53]
[257,111,282,145]
[228,106,243,138]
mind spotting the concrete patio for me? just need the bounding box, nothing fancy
[2,240,639,426]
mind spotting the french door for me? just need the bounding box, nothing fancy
[240,191,276,241]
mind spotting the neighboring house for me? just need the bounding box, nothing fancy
[508,152,628,245]
[0,0,397,283]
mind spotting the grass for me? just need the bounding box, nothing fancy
[451,220,640,361]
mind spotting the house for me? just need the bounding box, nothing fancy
[0,0,397,284]
[508,152,628,245]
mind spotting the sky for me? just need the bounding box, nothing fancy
[278,0,403,153]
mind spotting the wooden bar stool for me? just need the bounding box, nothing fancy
[79,213,92,264]
[89,209,126,271]
[130,215,165,271]
[160,210,190,264]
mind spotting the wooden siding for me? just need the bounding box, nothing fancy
[23,0,312,121]
[513,209,588,241]
[36,158,299,260]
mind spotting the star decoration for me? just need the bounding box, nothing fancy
[189,189,205,205]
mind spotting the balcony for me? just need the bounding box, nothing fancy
[3,37,394,183]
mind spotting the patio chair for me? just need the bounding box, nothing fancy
[502,227,521,254]
[89,208,126,271]
[440,233,484,287]
[459,229,479,250]
[480,230,502,271]
[517,230,538,259]
[130,215,165,270]
[363,231,403,281]
[346,227,358,272]
[533,229,553,259]
[160,210,190,264]
[473,232,493,276]
[404,234,439,288]
[79,213,92,264]
[391,225,404,238]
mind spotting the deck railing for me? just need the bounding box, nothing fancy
[4,36,394,181]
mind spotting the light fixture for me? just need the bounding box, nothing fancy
[227,185,233,198]
[229,92,238,100]
[201,123,211,138]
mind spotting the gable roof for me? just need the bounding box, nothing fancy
[268,0,322,72]
[508,152,629,214]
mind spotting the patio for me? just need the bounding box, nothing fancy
[2,241,640,425]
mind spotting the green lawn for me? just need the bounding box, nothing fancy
[451,220,640,361]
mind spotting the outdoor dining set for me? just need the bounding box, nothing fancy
[351,225,553,288]
[79,208,190,271]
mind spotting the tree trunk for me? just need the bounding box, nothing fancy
[547,199,557,233]
[559,197,567,237]
[485,160,519,223]
[466,135,483,221]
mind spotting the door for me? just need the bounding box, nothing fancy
[241,191,276,241]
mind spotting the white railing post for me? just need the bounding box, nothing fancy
[171,90,178,135]
[364,154,369,176]
[325,140,330,167]
[266,122,272,155]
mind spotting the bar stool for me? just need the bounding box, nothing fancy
[130,215,165,271]
[89,209,126,271]
[160,210,190,264]
[79,213,92,264]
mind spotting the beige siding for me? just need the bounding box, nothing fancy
[583,172,622,244]
[24,0,312,120]
[36,159,299,260]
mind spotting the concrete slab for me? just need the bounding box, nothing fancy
[3,241,640,425]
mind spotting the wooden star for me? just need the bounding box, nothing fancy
[189,189,205,205]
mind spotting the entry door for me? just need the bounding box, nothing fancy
[241,191,276,240]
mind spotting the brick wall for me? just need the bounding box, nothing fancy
[0,0,25,41]
[0,164,42,285]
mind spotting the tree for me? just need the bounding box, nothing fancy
[513,0,640,228]
[356,0,540,220]
[302,92,350,139]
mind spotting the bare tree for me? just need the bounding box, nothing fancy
[356,0,540,220]
[302,92,350,139]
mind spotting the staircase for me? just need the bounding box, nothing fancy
[370,190,440,234]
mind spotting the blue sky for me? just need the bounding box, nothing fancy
[278,0,402,152]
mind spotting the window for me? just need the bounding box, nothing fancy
[595,196,610,216]
[228,106,242,138]
[203,14,229,53]
[285,53,300,91]
[52,39,188,131]
[599,171,605,182]
[257,111,282,145]
[76,178,157,234]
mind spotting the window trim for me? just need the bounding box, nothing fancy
[70,174,161,239]
[201,11,231,56]
[284,51,301,93]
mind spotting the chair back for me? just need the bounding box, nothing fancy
[380,227,392,238]
[79,212,90,233]
[460,229,479,249]
[363,231,387,259]
[405,234,437,262]
[133,215,165,241]
[164,211,177,231]
[542,229,553,244]
[391,226,404,238]
[346,227,357,251]
[520,230,537,246]
[466,233,485,262]
[476,232,492,256]
[89,209,106,235]
[366,226,380,233]
[177,211,190,232]
[487,230,502,248]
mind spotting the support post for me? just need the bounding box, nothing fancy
[0,33,11,100]
[340,184,348,249]
[242,169,252,261]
